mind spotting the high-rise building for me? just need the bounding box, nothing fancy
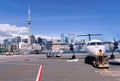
[30,35,35,44]
[60,33,64,43]
[38,37,43,45]
[4,39,10,50]
[68,33,75,43]
[15,36,21,44]
[64,36,69,43]
[12,36,21,51]
[46,41,52,50]
[22,39,28,43]
[42,38,48,50]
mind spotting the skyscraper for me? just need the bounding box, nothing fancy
[28,6,31,44]
[38,37,43,45]
[4,39,10,50]
[15,36,21,44]
[30,35,35,44]
[65,36,69,43]
[22,39,28,43]
[68,33,75,43]
[60,33,64,43]
[46,41,52,50]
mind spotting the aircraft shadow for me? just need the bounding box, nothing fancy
[109,62,120,66]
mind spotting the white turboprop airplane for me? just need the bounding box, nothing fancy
[77,34,116,68]
[68,38,109,68]
[85,39,109,68]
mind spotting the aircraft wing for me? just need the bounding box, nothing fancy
[52,42,86,45]
[103,40,120,44]
[117,40,120,43]
[103,41,112,44]
[74,42,86,45]
[52,43,68,45]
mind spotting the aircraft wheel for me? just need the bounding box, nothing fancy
[85,56,92,64]
[111,54,115,59]
[72,55,76,59]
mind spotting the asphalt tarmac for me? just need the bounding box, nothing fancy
[0,54,120,81]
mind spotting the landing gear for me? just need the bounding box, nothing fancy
[72,54,76,59]
[110,54,115,59]
[110,50,115,59]
[85,55,109,68]
[85,56,94,64]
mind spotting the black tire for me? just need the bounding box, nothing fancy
[72,55,76,59]
[111,54,115,59]
[85,56,92,64]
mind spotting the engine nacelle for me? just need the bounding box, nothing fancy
[114,42,118,49]
[109,43,114,50]
[69,44,74,51]
[109,42,118,50]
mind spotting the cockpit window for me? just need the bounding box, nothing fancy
[87,43,90,46]
[90,42,96,46]
[96,42,103,45]
[87,42,103,46]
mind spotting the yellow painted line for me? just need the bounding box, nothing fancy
[103,69,109,72]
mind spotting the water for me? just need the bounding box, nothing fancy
[30,49,120,55]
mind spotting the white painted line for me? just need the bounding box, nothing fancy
[0,59,22,63]
[36,65,42,81]
[67,59,79,62]
[1,62,39,66]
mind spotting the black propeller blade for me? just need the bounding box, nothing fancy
[113,37,119,50]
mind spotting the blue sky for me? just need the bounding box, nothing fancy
[0,0,120,41]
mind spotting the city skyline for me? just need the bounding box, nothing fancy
[0,0,120,42]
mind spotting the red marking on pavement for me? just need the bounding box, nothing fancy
[36,65,42,81]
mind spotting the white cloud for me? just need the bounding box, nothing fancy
[0,24,28,42]
[0,24,27,33]
[0,24,60,43]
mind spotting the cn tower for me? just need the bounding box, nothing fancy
[28,6,31,44]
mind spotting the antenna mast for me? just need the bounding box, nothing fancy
[28,5,31,44]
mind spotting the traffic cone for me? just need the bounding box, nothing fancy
[24,55,30,61]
